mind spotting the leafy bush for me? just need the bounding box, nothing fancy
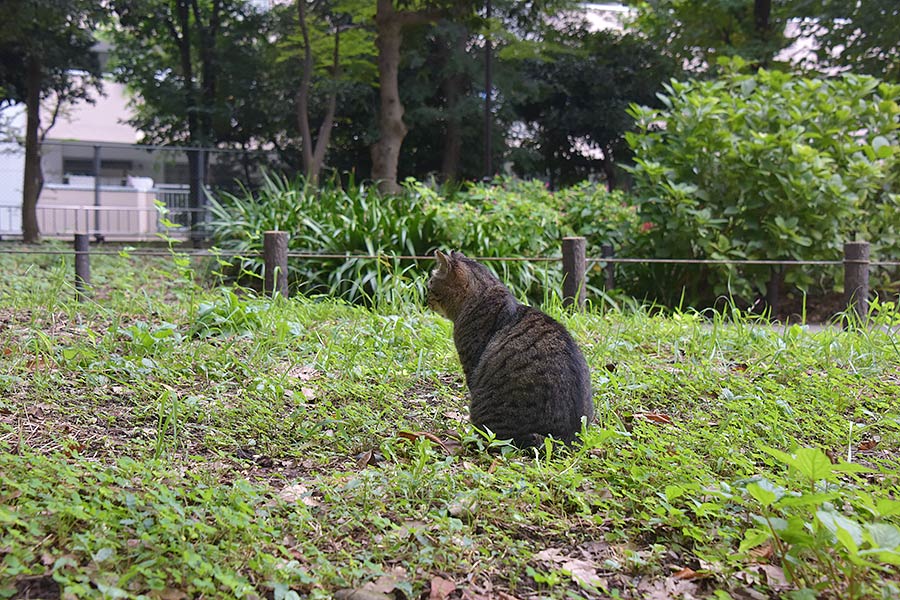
[209,175,611,304]
[734,446,900,599]
[557,182,642,296]
[208,173,439,304]
[626,61,900,305]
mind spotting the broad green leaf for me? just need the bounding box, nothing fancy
[665,485,686,502]
[817,509,863,552]
[746,481,778,507]
[865,549,900,565]
[763,446,835,482]
[751,514,788,532]
[872,135,893,159]
[876,498,900,518]
[776,492,838,508]
[864,523,900,551]
[738,527,771,553]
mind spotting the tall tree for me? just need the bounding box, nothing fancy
[0,0,105,243]
[371,0,521,193]
[508,28,677,188]
[110,0,271,236]
[287,0,375,184]
[397,18,484,181]
[791,0,900,82]
[626,0,790,74]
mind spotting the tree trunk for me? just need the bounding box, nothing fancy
[172,0,205,237]
[296,1,340,186]
[22,55,42,244]
[440,26,468,181]
[309,30,341,185]
[754,0,773,67]
[296,0,315,179]
[371,1,441,194]
[371,0,407,195]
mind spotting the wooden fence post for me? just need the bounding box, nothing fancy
[844,241,870,324]
[264,231,289,298]
[562,236,586,311]
[74,233,90,302]
[601,243,615,291]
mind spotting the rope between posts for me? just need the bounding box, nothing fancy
[3,247,900,267]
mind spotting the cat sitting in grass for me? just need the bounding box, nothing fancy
[427,250,594,448]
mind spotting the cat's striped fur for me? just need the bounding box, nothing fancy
[427,250,594,448]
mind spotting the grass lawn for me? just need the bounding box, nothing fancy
[1,244,899,599]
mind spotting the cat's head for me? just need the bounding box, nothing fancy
[427,250,464,319]
[427,250,500,320]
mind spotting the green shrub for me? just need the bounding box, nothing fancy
[626,60,900,306]
[207,174,648,306]
[207,173,438,304]
[557,182,642,296]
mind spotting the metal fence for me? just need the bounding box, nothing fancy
[0,141,279,240]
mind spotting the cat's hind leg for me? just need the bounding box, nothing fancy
[513,433,546,449]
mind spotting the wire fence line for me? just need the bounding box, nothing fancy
[2,247,899,267]
[1,233,886,321]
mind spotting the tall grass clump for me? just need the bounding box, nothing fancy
[208,173,439,304]
[208,174,619,305]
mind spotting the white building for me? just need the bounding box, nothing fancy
[0,76,197,241]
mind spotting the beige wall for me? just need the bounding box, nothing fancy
[37,185,188,242]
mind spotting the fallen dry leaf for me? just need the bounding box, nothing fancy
[748,542,774,562]
[288,364,320,381]
[857,439,880,451]
[562,558,605,588]
[534,548,605,588]
[149,589,188,600]
[277,483,320,507]
[398,430,460,455]
[333,590,392,600]
[442,409,467,422]
[637,577,700,600]
[757,564,788,588]
[356,450,375,470]
[361,566,407,596]
[634,412,674,425]
[429,575,455,600]
[672,567,699,580]
[534,548,566,565]
[301,386,316,400]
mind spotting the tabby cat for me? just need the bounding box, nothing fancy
[427,250,593,448]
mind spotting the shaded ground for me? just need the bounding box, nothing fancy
[2,275,900,599]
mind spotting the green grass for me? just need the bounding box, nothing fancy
[1,242,899,599]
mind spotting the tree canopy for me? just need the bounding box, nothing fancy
[0,0,105,242]
[4,0,899,231]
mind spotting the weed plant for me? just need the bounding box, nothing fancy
[206,174,640,305]
[1,246,899,599]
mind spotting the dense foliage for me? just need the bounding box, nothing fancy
[206,174,639,304]
[790,0,900,83]
[626,63,900,305]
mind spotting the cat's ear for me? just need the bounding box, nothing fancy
[434,250,452,277]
